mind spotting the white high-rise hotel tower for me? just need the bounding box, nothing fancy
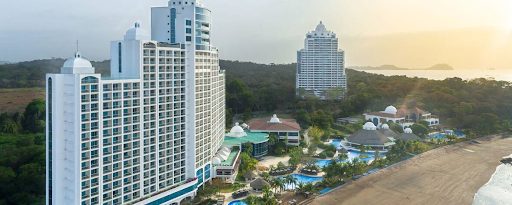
[46,1,225,205]
[296,22,347,99]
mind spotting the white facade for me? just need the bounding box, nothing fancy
[296,21,347,100]
[46,1,225,205]
[151,0,225,172]
[364,105,440,128]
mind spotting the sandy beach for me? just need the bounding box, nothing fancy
[310,135,512,205]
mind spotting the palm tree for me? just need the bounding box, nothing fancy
[284,175,298,190]
[276,178,285,193]
[270,178,278,193]
[337,152,348,161]
[244,195,260,205]
[374,149,380,160]
[262,185,273,201]
[296,182,305,195]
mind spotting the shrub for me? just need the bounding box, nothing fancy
[324,151,335,158]
[318,152,327,159]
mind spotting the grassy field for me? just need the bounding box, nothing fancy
[0,88,44,113]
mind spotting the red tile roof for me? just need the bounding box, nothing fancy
[248,117,301,131]
[364,112,404,118]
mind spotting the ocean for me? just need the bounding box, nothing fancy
[355,69,512,82]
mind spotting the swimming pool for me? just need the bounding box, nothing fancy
[280,174,323,190]
[429,131,465,140]
[315,159,337,168]
[331,139,342,148]
[319,187,332,195]
[228,200,247,205]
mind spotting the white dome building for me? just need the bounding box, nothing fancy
[404,128,413,134]
[60,52,95,74]
[268,114,281,123]
[226,123,247,138]
[384,105,398,115]
[363,105,405,127]
[363,122,377,130]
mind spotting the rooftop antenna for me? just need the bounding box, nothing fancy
[75,40,81,58]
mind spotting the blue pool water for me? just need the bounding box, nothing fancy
[319,187,332,194]
[331,139,342,148]
[315,159,336,168]
[313,140,383,168]
[429,131,465,140]
[228,200,247,205]
[280,174,323,190]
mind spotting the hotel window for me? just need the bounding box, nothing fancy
[118,42,122,73]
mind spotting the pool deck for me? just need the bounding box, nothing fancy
[310,135,512,205]
[257,155,290,168]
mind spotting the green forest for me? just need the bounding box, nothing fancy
[1,59,512,204]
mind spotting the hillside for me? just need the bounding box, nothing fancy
[0,59,110,88]
[1,59,512,135]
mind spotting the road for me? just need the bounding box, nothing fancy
[310,135,512,205]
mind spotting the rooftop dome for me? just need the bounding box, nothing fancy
[383,105,398,115]
[269,114,281,123]
[363,122,377,130]
[61,52,95,74]
[124,22,149,41]
[404,128,413,134]
[315,21,327,32]
[63,52,93,68]
[227,123,247,138]
[381,124,390,130]
[212,157,221,165]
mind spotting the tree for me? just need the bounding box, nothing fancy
[411,123,429,137]
[242,142,254,155]
[288,147,303,167]
[388,121,403,133]
[337,152,348,161]
[296,109,312,128]
[239,152,258,176]
[284,174,297,190]
[226,79,254,114]
[268,133,279,146]
[22,99,45,133]
[0,117,20,134]
[308,126,324,143]
[307,144,318,156]
[242,109,252,122]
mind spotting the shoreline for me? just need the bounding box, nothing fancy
[310,134,512,205]
[472,154,512,205]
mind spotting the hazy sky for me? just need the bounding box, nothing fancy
[1,0,512,68]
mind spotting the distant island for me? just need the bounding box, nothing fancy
[0,61,10,65]
[350,63,454,70]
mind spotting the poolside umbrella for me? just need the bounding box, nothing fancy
[250,178,270,191]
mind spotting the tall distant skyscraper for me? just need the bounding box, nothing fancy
[296,21,347,100]
[45,1,225,205]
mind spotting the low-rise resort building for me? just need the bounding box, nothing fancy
[212,123,269,183]
[346,122,420,151]
[364,105,440,128]
[247,114,301,146]
[347,122,396,151]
